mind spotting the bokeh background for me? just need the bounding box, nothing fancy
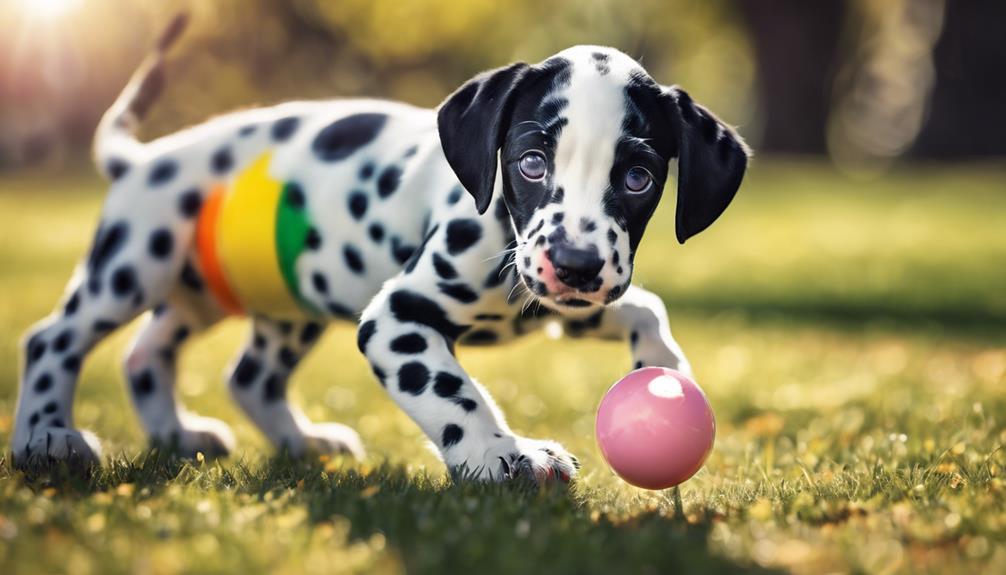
[2,0,1005,171]
[1,1,1005,574]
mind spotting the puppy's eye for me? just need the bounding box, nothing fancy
[624,167,652,193]
[518,151,547,181]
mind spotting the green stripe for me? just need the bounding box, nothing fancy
[275,183,320,315]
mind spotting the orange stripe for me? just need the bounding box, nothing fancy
[196,185,243,315]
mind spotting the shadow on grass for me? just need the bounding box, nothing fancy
[3,454,780,574]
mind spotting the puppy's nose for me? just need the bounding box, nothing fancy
[547,244,604,288]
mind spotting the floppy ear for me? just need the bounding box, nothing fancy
[438,62,530,214]
[664,87,750,244]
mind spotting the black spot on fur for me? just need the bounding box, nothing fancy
[173,326,189,344]
[348,192,368,220]
[43,401,58,414]
[278,347,299,370]
[263,374,285,402]
[635,361,645,369]
[445,219,482,255]
[277,321,293,336]
[286,182,306,209]
[233,354,261,387]
[111,265,137,296]
[33,372,52,393]
[93,319,118,333]
[391,237,416,265]
[27,336,46,367]
[398,362,430,395]
[612,250,620,265]
[561,298,593,308]
[432,253,458,279]
[442,424,464,447]
[607,228,617,245]
[580,218,597,233]
[29,412,39,426]
[312,113,387,162]
[552,212,564,225]
[107,158,130,181]
[605,283,624,303]
[447,186,463,205]
[305,227,322,250]
[312,271,328,294]
[389,290,468,341]
[300,323,323,345]
[239,125,257,137]
[131,369,155,397]
[178,189,202,218]
[50,418,64,428]
[438,282,479,303]
[357,320,377,354]
[253,332,266,350]
[87,221,129,294]
[433,371,463,397]
[630,330,639,346]
[211,147,234,174]
[148,229,173,259]
[148,159,178,186]
[390,333,427,354]
[462,329,497,344]
[591,51,611,75]
[271,116,300,142]
[53,329,74,353]
[180,261,203,291]
[62,355,80,373]
[551,186,565,204]
[359,162,375,180]
[64,290,80,316]
[368,223,385,243]
[343,245,365,274]
[377,166,402,198]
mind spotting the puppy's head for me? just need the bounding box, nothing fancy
[438,46,749,311]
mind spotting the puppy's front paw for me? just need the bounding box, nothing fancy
[15,427,103,469]
[455,435,579,485]
[152,415,235,459]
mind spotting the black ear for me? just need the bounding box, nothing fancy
[438,63,530,214]
[664,87,750,244]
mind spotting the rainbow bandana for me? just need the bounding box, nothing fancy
[196,153,317,318]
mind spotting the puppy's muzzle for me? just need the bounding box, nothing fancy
[546,244,604,289]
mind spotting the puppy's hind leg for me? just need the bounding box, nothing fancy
[12,258,189,467]
[124,299,234,458]
[227,317,363,458]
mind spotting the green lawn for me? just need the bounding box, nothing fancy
[1,161,1005,574]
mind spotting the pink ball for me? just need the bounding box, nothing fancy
[595,367,716,490]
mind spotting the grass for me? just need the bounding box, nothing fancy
[1,160,1005,574]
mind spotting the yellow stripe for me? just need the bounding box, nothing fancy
[216,153,303,317]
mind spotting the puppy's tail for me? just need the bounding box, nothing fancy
[93,13,189,178]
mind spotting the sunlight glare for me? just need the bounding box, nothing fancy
[20,0,83,19]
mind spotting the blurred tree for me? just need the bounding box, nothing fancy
[913,0,1006,158]
[736,0,847,155]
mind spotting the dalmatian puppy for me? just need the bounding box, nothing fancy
[11,15,748,482]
